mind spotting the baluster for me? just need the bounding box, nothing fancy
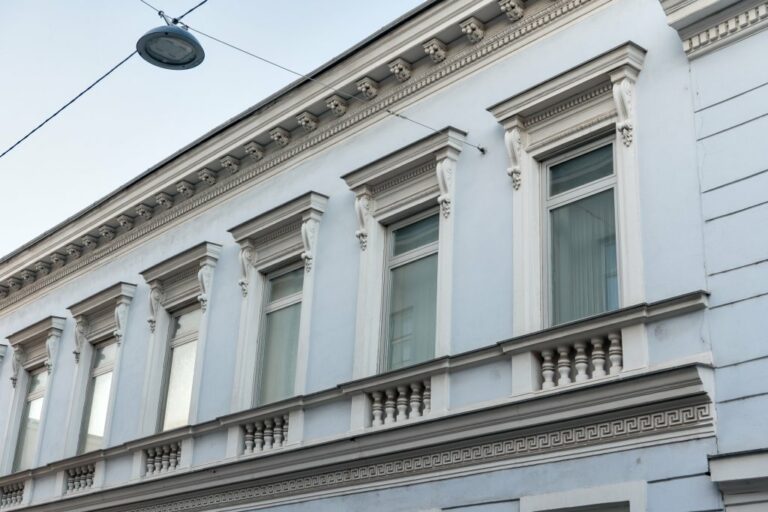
[557,345,572,386]
[541,349,556,389]
[384,389,397,424]
[169,444,178,469]
[423,380,431,414]
[244,423,255,454]
[146,448,156,475]
[76,467,84,490]
[396,385,409,422]
[254,422,264,452]
[371,391,384,426]
[86,465,94,488]
[574,341,589,382]
[161,445,170,472]
[264,418,274,450]
[591,337,606,378]
[283,414,290,444]
[608,332,623,375]
[273,416,284,447]
[67,469,75,493]
[409,382,423,419]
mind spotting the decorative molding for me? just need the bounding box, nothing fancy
[356,77,379,99]
[504,125,523,189]
[237,244,255,297]
[7,277,22,292]
[50,252,67,269]
[116,214,134,231]
[244,141,265,161]
[81,235,99,252]
[197,262,214,312]
[20,269,36,285]
[148,282,164,333]
[499,0,525,21]
[325,95,348,117]
[99,225,116,242]
[73,316,89,363]
[300,219,317,273]
[10,346,23,388]
[0,286,7,300]
[220,155,241,174]
[613,77,634,146]
[34,261,51,277]
[68,282,137,355]
[176,180,195,199]
[270,127,291,147]
[354,194,371,251]
[423,38,448,63]
[436,158,454,217]
[297,112,319,133]
[197,168,217,186]
[460,16,486,43]
[388,57,412,82]
[136,203,154,221]
[682,2,768,57]
[155,192,174,210]
[8,316,66,380]
[0,0,603,313]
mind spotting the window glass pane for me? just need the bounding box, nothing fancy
[81,371,113,453]
[28,371,47,394]
[162,340,197,431]
[170,308,201,339]
[393,215,439,256]
[14,396,44,471]
[550,144,613,196]
[269,268,304,302]
[93,343,116,368]
[551,189,618,325]
[259,303,301,404]
[387,253,438,370]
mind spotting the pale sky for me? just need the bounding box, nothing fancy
[0,0,423,258]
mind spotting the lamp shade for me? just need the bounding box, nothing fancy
[136,25,204,70]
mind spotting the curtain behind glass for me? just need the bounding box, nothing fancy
[551,189,618,325]
[259,303,301,404]
[387,253,438,370]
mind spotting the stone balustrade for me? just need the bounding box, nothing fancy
[369,378,431,427]
[538,332,622,390]
[65,464,95,494]
[144,442,182,476]
[241,414,290,455]
[0,483,23,508]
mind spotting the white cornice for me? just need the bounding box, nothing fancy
[0,0,608,314]
[228,192,328,244]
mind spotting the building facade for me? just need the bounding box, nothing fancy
[0,0,766,510]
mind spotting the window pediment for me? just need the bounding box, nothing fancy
[7,316,66,385]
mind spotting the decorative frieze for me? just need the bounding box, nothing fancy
[241,414,290,454]
[325,94,348,117]
[99,225,116,242]
[460,17,486,43]
[681,2,768,57]
[136,203,154,221]
[197,168,217,186]
[176,180,195,199]
[388,57,412,82]
[155,192,174,210]
[423,38,448,63]
[539,333,622,390]
[116,214,134,231]
[0,482,23,508]
[369,379,431,427]
[499,0,525,21]
[34,261,51,277]
[65,464,95,494]
[296,112,319,133]
[356,77,379,99]
[244,141,265,161]
[270,127,291,147]
[144,442,181,476]
[220,155,241,174]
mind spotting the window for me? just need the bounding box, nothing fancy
[257,266,304,404]
[546,142,619,325]
[384,212,439,370]
[79,342,116,453]
[13,369,47,472]
[160,306,201,431]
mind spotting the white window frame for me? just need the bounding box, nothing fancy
[255,262,305,406]
[541,138,620,326]
[78,338,117,454]
[380,208,440,372]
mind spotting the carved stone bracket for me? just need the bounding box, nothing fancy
[198,168,217,186]
[499,0,525,21]
[354,194,371,251]
[325,95,348,117]
[197,261,215,313]
[148,282,165,333]
[10,346,24,388]
[177,181,195,199]
[460,17,485,43]
[237,245,255,297]
[35,261,51,277]
[388,58,412,82]
[155,192,174,210]
[116,215,134,231]
[136,203,154,221]
[244,141,264,161]
[73,316,90,363]
[297,112,319,133]
[65,244,82,260]
[270,127,291,147]
[300,219,318,273]
[50,252,67,269]
[220,155,241,174]
[436,158,455,218]
[20,269,36,285]
[504,125,523,189]
[114,297,131,345]
[423,38,448,63]
[356,77,379,99]
[612,77,634,146]
[99,225,116,242]
[81,235,99,251]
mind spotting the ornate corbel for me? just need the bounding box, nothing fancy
[50,252,67,268]
[297,112,319,133]
[612,77,634,146]
[220,155,241,174]
[244,141,264,161]
[113,297,131,345]
[300,219,318,273]
[99,225,116,242]
[270,127,291,147]
[499,0,525,21]
[116,214,134,231]
[388,58,412,82]
[155,192,174,210]
[237,244,255,297]
[73,316,90,363]
[423,38,448,63]
[10,346,24,388]
[356,77,379,99]
[436,158,455,218]
[45,330,61,374]
[136,203,154,220]
[325,95,348,117]
[460,17,485,44]
[34,261,51,277]
[504,126,523,189]
[82,234,99,251]
[354,194,372,251]
[198,168,217,186]
[148,282,165,333]
[197,261,215,313]
[176,180,195,199]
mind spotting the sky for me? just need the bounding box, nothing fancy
[0,0,424,258]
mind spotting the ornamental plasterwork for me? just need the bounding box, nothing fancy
[136,203,154,220]
[34,261,51,276]
[8,316,66,385]
[99,225,116,242]
[270,127,291,147]
[50,252,67,268]
[325,95,348,117]
[460,17,486,43]
[354,194,371,251]
[155,192,174,210]
[66,244,82,259]
[680,2,768,57]
[82,235,99,251]
[499,0,525,21]
[0,286,8,299]
[20,269,36,285]
[0,0,601,312]
[220,155,241,174]
[423,38,448,63]
[388,58,412,82]
[356,77,379,99]
[7,277,22,291]
[244,141,265,161]
[613,77,634,146]
[504,126,523,189]
[177,180,195,199]
[297,112,319,133]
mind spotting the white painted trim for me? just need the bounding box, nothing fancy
[519,481,646,512]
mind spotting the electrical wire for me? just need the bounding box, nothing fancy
[0,51,137,161]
